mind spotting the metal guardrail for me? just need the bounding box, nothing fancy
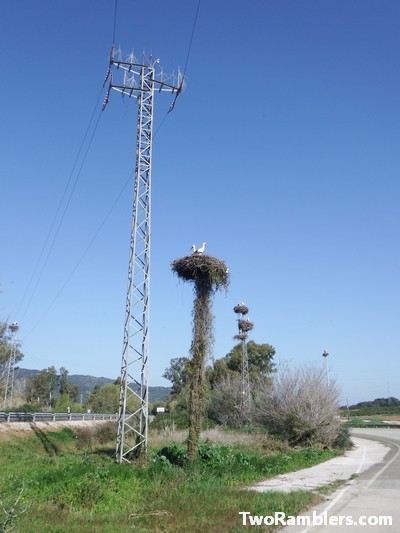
[0,412,118,423]
[352,423,400,429]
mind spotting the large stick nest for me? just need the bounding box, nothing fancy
[233,304,248,315]
[238,319,254,332]
[171,254,229,291]
[234,333,248,341]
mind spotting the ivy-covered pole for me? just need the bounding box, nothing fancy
[171,251,229,459]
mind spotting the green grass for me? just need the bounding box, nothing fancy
[346,416,393,427]
[0,426,341,532]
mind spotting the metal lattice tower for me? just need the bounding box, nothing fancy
[3,322,19,409]
[233,304,253,420]
[103,49,183,463]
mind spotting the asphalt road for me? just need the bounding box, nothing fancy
[282,428,400,532]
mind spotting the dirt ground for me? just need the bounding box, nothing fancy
[0,420,112,441]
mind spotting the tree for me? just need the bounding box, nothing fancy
[58,367,79,402]
[225,341,275,376]
[1,321,24,402]
[253,364,341,446]
[163,357,189,395]
[208,374,246,428]
[24,366,58,407]
[58,367,69,395]
[0,322,24,370]
[208,341,276,386]
[86,383,139,414]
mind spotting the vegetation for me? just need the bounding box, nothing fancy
[209,341,275,385]
[162,340,276,429]
[0,322,24,368]
[348,397,400,409]
[0,425,343,532]
[24,366,78,409]
[162,356,189,396]
[16,369,171,406]
[85,383,120,414]
[0,321,24,400]
[171,253,229,460]
[341,397,400,417]
[163,346,341,448]
[253,365,341,447]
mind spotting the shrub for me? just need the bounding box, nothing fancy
[208,374,248,428]
[253,364,341,447]
[95,422,117,444]
[333,425,353,449]
[156,444,187,466]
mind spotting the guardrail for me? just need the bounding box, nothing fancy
[0,412,118,423]
[350,423,400,429]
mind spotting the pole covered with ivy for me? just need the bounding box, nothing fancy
[171,252,229,459]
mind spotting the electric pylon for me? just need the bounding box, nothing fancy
[233,304,253,421]
[3,322,19,409]
[103,49,183,463]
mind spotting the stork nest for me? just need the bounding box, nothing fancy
[238,319,254,332]
[233,304,249,315]
[171,254,229,291]
[234,333,248,341]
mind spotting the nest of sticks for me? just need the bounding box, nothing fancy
[238,319,254,332]
[233,304,248,315]
[234,333,248,341]
[171,254,229,291]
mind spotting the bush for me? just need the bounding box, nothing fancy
[156,444,187,466]
[95,422,117,444]
[253,364,341,447]
[12,404,36,413]
[74,422,117,450]
[332,425,353,449]
[208,374,247,428]
[150,412,189,430]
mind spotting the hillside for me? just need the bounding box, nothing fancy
[15,368,171,403]
[348,397,400,409]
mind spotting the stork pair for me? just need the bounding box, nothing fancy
[190,242,207,255]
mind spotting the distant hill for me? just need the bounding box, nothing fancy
[348,397,400,409]
[15,368,171,403]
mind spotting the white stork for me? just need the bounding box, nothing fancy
[196,242,207,254]
[190,244,197,254]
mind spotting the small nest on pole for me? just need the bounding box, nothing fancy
[171,254,229,291]
[238,319,254,332]
[233,304,249,315]
[234,333,248,341]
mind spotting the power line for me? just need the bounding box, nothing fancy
[14,88,105,321]
[19,107,104,324]
[112,0,118,44]
[183,0,201,76]
[14,0,120,323]
[21,0,200,337]
[24,171,134,339]
[154,0,201,137]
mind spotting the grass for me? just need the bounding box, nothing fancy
[0,424,343,532]
[346,416,400,427]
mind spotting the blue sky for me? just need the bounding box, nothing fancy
[1,1,399,404]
